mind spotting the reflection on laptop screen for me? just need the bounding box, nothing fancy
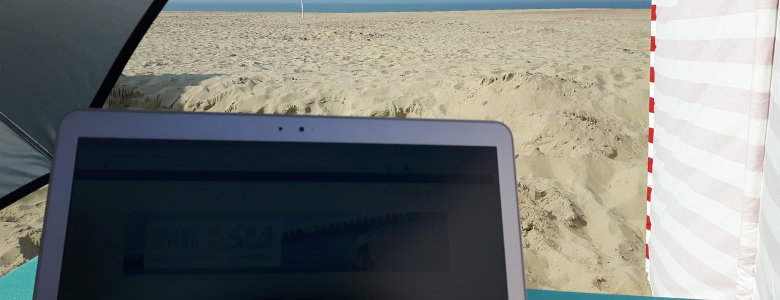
[58,138,508,300]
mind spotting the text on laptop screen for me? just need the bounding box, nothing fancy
[58,138,508,300]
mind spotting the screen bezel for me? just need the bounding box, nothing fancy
[35,110,526,300]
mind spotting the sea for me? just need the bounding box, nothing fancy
[163,1,650,13]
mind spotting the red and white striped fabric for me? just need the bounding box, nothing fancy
[754,12,780,299]
[648,0,777,299]
[647,0,656,276]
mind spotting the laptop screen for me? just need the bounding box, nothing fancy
[58,138,509,300]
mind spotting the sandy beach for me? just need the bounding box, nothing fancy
[1,9,651,295]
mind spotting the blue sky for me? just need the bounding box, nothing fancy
[170,0,649,3]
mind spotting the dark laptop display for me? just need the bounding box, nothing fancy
[57,138,508,299]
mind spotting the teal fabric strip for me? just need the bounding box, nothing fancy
[0,257,37,300]
[0,257,686,300]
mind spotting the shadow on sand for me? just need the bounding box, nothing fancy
[106,74,226,111]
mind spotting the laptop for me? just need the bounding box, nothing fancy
[34,110,526,300]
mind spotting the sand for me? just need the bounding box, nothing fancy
[0,9,651,296]
[0,186,45,278]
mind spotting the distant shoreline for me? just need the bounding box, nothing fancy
[161,8,651,13]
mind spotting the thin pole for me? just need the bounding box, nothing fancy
[301,0,304,18]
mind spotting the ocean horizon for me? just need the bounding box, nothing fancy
[163,1,650,13]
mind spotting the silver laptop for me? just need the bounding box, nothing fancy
[34,110,526,300]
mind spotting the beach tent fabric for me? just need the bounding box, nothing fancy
[0,121,50,204]
[646,0,656,279]
[755,23,780,299]
[0,0,168,208]
[648,0,779,299]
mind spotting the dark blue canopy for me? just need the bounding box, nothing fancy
[0,0,168,208]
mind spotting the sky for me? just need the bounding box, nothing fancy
[169,0,649,3]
